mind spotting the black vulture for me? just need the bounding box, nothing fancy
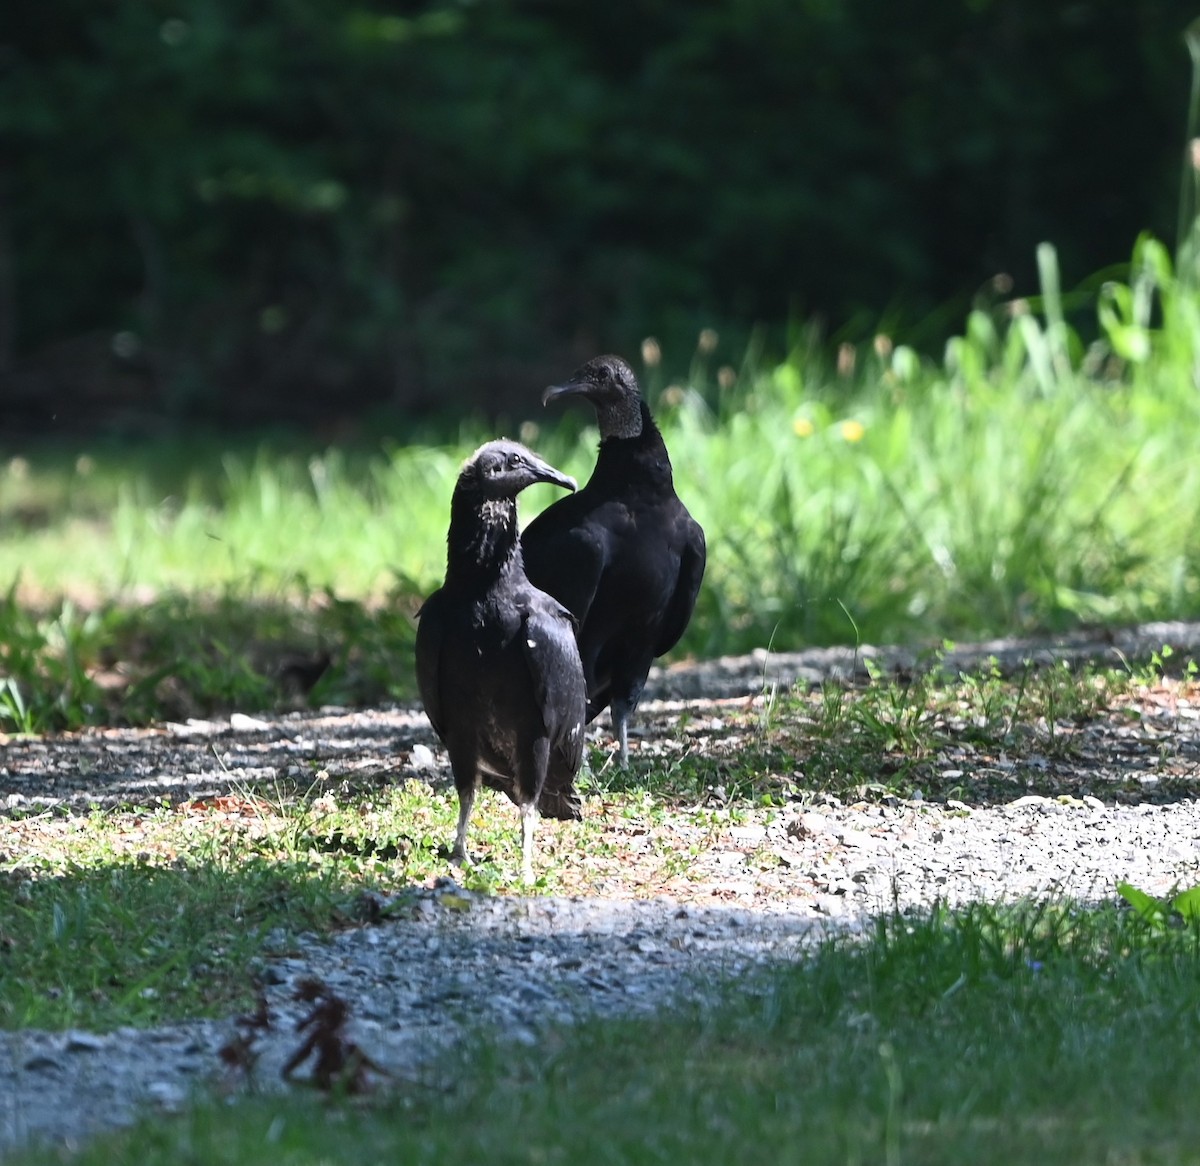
[415,440,587,884]
[521,354,706,765]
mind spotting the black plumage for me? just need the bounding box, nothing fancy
[415,440,587,883]
[521,355,706,765]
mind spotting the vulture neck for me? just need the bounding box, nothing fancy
[595,393,645,440]
[446,494,523,586]
[594,402,673,485]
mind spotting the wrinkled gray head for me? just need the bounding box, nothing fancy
[541,355,643,439]
[457,439,576,501]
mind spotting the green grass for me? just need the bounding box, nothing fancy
[0,760,784,1031]
[0,855,349,1030]
[0,578,420,732]
[6,236,1200,731]
[0,801,366,1030]
[0,776,634,1031]
[9,898,1200,1165]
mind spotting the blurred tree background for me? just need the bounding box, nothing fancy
[0,0,1189,434]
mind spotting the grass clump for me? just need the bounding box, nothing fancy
[751,653,1147,800]
[0,782,456,1030]
[0,857,343,1031]
[0,580,419,733]
[10,897,1200,1165]
[0,801,373,1030]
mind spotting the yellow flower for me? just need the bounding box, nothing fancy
[839,419,866,443]
[792,417,814,438]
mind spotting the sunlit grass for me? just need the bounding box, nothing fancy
[10,897,1200,1165]
[5,240,1200,672]
[0,779,634,1031]
[0,759,797,1031]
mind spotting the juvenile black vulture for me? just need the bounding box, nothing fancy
[415,440,587,884]
[521,354,706,765]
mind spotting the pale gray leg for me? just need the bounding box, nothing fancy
[612,702,631,767]
[520,801,537,886]
[450,785,475,866]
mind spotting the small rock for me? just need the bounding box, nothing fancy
[837,829,874,849]
[409,743,436,770]
[146,1081,186,1109]
[260,958,307,985]
[786,811,828,840]
[230,713,271,732]
[166,718,222,738]
[729,824,767,844]
[22,1053,61,1073]
[1009,795,1051,810]
[64,1031,107,1053]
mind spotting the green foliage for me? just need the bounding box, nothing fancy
[680,237,1200,650]
[0,582,419,733]
[0,584,105,731]
[1117,880,1200,927]
[0,777,565,1031]
[758,654,1131,798]
[1,0,1188,419]
[6,233,1200,729]
[0,798,381,1030]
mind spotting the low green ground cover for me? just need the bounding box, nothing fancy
[4,239,1200,733]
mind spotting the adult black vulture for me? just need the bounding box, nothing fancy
[415,440,587,883]
[521,354,706,765]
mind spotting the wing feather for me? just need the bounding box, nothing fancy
[414,589,448,742]
[520,595,587,771]
[653,515,707,657]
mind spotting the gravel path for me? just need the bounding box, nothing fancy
[4,625,1200,1152]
